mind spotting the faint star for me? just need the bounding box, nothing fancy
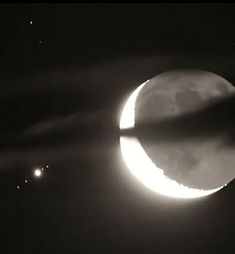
[17,185,20,189]
[25,179,28,183]
[29,21,33,25]
[38,40,42,44]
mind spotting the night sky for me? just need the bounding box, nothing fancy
[0,4,235,254]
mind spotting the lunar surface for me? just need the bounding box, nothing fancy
[134,70,235,190]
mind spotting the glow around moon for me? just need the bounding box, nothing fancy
[119,80,224,199]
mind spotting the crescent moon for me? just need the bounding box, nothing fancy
[119,81,225,199]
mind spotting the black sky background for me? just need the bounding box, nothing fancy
[0,4,234,254]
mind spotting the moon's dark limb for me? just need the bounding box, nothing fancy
[133,70,235,190]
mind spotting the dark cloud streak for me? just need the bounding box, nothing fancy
[121,93,235,147]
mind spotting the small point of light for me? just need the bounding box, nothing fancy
[38,40,42,44]
[41,168,44,171]
[17,185,20,189]
[46,165,49,168]
[25,179,28,183]
[29,21,33,25]
[34,169,42,177]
